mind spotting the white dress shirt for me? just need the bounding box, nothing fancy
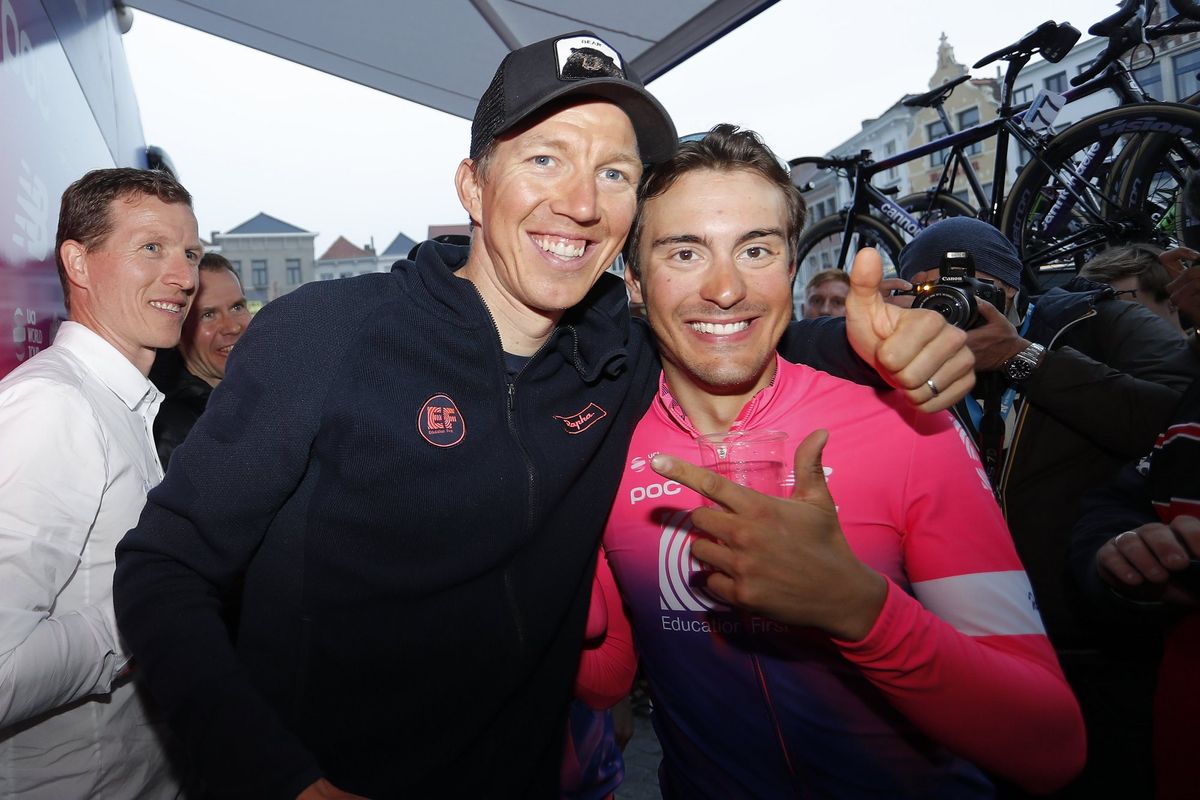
[0,321,181,798]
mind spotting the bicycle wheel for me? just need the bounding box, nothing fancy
[792,214,903,316]
[1115,121,1200,248]
[1001,103,1200,277]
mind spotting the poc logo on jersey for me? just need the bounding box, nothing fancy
[631,480,681,505]
[417,393,466,447]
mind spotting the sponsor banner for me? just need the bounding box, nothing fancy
[0,0,146,378]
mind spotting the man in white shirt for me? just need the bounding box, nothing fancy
[0,167,201,797]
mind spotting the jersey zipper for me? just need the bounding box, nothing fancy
[750,653,804,795]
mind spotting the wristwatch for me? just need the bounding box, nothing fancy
[1002,342,1046,382]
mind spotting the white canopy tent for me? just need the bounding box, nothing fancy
[119,0,779,120]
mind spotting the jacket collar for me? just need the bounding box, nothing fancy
[168,369,215,403]
[1026,276,1113,346]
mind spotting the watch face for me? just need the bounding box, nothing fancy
[1007,360,1032,380]
[1005,345,1042,381]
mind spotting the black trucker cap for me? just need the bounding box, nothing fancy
[470,30,677,164]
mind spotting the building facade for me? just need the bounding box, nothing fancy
[212,213,317,306]
[315,236,378,280]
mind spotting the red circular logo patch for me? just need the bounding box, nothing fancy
[417,393,466,447]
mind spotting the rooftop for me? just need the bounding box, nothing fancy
[225,212,311,235]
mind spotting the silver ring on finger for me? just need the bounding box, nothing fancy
[1114,531,1136,547]
[926,377,941,398]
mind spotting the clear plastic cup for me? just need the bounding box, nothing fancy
[695,430,788,501]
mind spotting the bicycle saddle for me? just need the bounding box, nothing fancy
[903,75,971,108]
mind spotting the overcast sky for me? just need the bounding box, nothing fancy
[121,0,1111,256]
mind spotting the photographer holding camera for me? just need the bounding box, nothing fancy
[890,216,1199,797]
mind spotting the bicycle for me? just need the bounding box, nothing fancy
[792,0,1200,293]
[999,0,1200,270]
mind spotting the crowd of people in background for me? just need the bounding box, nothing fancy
[0,26,1197,800]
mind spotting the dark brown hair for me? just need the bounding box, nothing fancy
[625,124,805,278]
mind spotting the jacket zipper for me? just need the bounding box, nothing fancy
[472,287,559,646]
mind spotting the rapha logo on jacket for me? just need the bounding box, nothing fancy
[554,402,607,435]
[418,394,465,447]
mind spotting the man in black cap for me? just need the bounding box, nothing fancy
[896,216,1199,798]
[115,31,972,799]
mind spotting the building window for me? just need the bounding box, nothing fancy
[885,140,898,180]
[927,119,950,166]
[320,272,335,281]
[1012,85,1033,105]
[1174,49,1200,101]
[1134,62,1163,100]
[251,260,268,289]
[229,260,242,279]
[958,107,982,155]
[286,258,302,285]
[1044,72,1067,93]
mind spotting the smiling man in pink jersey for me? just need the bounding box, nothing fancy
[588,126,1086,798]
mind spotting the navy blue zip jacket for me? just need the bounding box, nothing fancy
[114,241,872,799]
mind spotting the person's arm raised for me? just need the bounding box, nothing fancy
[844,248,975,412]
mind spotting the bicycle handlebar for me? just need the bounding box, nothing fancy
[1073,0,1200,88]
[1088,0,1144,38]
[788,149,872,171]
[1174,0,1200,20]
[1072,13,1143,86]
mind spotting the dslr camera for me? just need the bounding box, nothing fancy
[900,251,1007,330]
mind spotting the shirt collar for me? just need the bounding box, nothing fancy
[54,321,162,411]
[655,353,785,437]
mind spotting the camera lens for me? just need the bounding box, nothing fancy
[913,285,977,329]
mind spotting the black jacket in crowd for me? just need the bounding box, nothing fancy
[991,278,1199,648]
[153,369,213,469]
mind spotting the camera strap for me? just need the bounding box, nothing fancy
[975,373,1008,489]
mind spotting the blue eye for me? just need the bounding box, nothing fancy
[533,155,554,167]
[601,168,626,182]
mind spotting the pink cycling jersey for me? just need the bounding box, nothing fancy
[591,356,1084,798]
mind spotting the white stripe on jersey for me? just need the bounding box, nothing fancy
[912,571,1046,637]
